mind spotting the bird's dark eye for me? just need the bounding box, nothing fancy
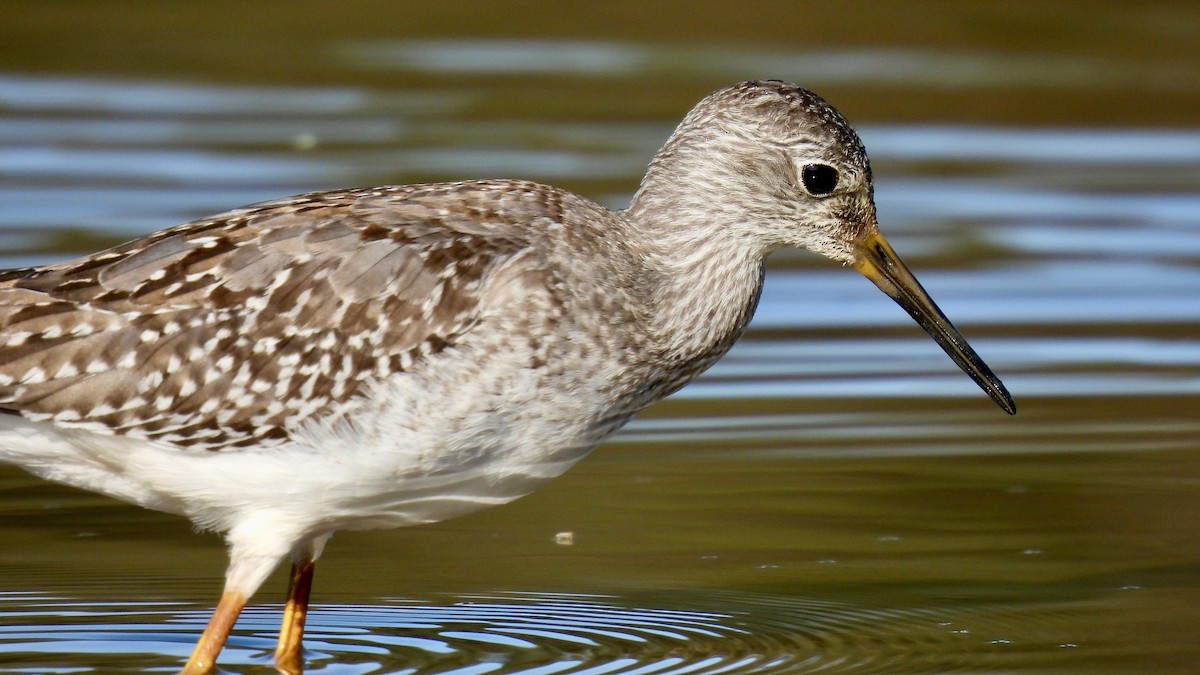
[801,163,839,196]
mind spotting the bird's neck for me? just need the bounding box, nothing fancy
[620,129,777,374]
[622,204,766,371]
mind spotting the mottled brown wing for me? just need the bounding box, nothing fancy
[0,182,548,450]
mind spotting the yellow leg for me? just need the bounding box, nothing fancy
[273,558,316,675]
[181,591,248,675]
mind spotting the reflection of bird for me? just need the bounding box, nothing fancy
[0,80,1014,674]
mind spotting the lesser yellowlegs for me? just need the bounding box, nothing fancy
[0,80,1014,674]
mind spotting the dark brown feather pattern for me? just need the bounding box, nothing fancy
[0,181,562,450]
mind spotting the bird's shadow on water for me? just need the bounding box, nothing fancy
[0,589,1095,674]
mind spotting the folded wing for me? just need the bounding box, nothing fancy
[0,183,547,451]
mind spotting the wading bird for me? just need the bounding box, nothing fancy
[0,80,1014,674]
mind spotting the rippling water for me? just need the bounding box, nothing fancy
[1,3,1199,673]
[0,590,1122,673]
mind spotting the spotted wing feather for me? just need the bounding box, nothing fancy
[0,182,549,450]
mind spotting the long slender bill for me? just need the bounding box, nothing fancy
[852,232,1016,414]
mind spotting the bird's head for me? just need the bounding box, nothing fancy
[634,80,1015,414]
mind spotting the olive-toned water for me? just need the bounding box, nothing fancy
[1,2,1199,673]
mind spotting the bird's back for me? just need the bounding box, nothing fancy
[0,180,607,453]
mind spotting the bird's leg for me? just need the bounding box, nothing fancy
[180,518,298,674]
[181,590,248,674]
[273,533,330,675]
[273,557,316,675]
